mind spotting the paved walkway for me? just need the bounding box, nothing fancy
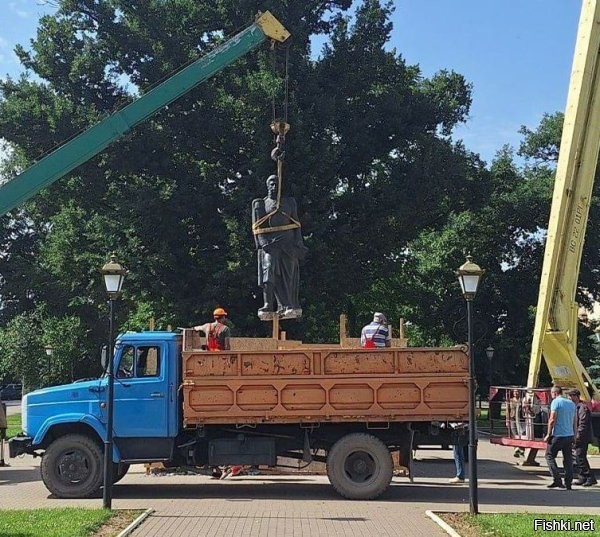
[1,438,599,536]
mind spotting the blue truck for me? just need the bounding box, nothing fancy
[10,330,469,500]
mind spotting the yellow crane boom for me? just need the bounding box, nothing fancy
[528,0,600,401]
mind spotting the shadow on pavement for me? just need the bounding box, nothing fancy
[144,514,369,521]
[0,468,40,486]
[221,478,314,483]
[112,482,341,501]
[395,482,600,508]
[105,479,599,507]
[411,456,540,481]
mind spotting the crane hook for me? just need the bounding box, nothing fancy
[270,120,290,162]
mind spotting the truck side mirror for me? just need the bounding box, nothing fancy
[101,346,108,369]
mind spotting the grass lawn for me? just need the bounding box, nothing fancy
[0,508,142,537]
[441,513,600,537]
[5,413,21,438]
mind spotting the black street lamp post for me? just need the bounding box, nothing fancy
[485,345,495,428]
[44,346,53,380]
[456,255,484,515]
[485,345,495,395]
[101,254,127,510]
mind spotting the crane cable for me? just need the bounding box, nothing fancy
[252,41,301,235]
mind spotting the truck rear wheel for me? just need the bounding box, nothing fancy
[41,433,104,498]
[326,433,393,500]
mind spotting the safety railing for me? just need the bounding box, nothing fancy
[488,386,552,442]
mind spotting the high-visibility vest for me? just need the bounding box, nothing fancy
[207,322,225,351]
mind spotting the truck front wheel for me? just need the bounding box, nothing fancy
[327,433,393,500]
[41,433,104,498]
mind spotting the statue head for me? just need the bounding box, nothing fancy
[266,175,278,198]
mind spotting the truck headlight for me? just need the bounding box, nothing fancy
[21,393,28,435]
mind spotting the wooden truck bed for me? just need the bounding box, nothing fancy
[181,330,469,426]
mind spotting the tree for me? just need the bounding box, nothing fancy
[518,112,600,382]
[0,304,88,390]
[587,332,600,387]
[2,1,597,394]
[0,0,478,343]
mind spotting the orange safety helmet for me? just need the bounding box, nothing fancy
[213,307,228,317]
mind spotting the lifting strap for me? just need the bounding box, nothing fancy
[252,42,301,237]
[251,143,301,235]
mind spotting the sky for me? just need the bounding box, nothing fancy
[0,0,583,163]
[391,1,580,162]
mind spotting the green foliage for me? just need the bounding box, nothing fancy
[0,305,88,390]
[519,112,563,163]
[5,413,21,439]
[448,513,600,537]
[0,309,44,391]
[586,332,600,387]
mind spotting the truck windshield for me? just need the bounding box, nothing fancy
[116,345,161,379]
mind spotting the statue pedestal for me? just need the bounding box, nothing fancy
[257,308,302,321]
[257,310,276,321]
[257,309,302,340]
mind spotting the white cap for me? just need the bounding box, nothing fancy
[373,312,387,323]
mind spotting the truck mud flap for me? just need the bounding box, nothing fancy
[8,436,33,458]
[209,437,276,466]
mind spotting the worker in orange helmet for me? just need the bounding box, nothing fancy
[195,308,239,478]
[194,307,231,351]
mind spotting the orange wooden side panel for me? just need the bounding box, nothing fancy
[182,346,469,425]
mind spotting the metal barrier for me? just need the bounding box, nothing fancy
[488,386,552,442]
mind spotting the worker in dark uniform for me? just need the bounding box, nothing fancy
[567,389,597,487]
[194,308,231,350]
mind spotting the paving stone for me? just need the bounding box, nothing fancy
[1,439,598,536]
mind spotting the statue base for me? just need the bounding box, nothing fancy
[258,308,302,321]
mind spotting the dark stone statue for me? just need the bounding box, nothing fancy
[252,175,307,320]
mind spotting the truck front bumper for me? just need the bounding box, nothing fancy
[8,436,34,458]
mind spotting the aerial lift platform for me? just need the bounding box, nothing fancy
[491,0,600,457]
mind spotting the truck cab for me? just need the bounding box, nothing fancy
[10,332,180,497]
[108,332,180,460]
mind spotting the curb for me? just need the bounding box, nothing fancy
[116,508,154,537]
[425,511,462,537]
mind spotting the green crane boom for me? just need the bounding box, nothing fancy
[0,11,289,215]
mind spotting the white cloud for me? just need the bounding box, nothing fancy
[452,114,524,165]
[9,1,30,19]
[0,36,21,68]
[0,36,8,64]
